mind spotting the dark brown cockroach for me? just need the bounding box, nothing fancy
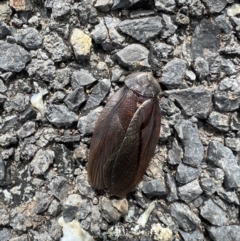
[88,72,161,197]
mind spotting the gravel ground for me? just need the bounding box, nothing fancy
[0,0,240,240]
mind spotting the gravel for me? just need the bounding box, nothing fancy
[0,1,239,241]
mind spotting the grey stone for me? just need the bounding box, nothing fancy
[170,202,201,232]
[168,139,182,165]
[52,0,71,19]
[9,235,28,241]
[101,196,121,223]
[142,178,167,197]
[91,21,108,45]
[78,107,103,135]
[27,58,56,82]
[155,0,176,12]
[165,87,212,119]
[161,58,187,89]
[55,134,81,143]
[20,144,39,161]
[161,14,177,39]
[215,15,232,34]
[1,148,14,160]
[178,179,203,203]
[207,141,240,189]
[10,213,32,232]
[202,0,227,13]
[4,93,29,113]
[112,0,138,10]
[225,137,240,152]
[0,158,5,182]
[50,176,71,202]
[73,144,88,162]
[64,87,86,112]
[0,79,7,93]
[71,69,96,89]
[95,0,113,11]
[166,173,178,202]
[175,13,190,25]
[28,16,39,27]
[160,97,180,117]
[219,35,240,56]
[200,199,228,226]
[191,19,220,61]
[208,225,240,241]
[179,229,204,241]
[217,187,239,205]
[189,0,204,17]
[17,121,36,139]
[0,21,11,39]
[174,120,204,167]
[19,105,37,124]
[83,79,111,112]
[46,104,78,128]
[0,2,12,22]
[0,93,7,104]
[118,16,163,43]
[200,176,216,195]
[0,130,18,147]
[49,91,66,104]
[0,41,31,72]
[49,19,70,39]
[48,199,61,217]
[207,111,230,132]
[214,77,240,112]
[51,68,71,90]
[31,149,55,175]
[114,44,149,70]
[35,191,51,214]
[193,57,209,81]
[43,32,72,62]
[0,228,13,241]
[176,163,201,184]
[159,118,171,141]
[149,42,173,70]
[63,205,79,222]
[16,27,42,50]
[76,173,95,198]
[0,115,18,133]
[231,112,240,131]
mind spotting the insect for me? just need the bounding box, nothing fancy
[88,72,161,197]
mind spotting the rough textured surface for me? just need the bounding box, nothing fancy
[0,1,240,241]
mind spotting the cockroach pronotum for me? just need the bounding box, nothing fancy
[88,72,161,197]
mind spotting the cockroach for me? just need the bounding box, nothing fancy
[88,72,161,197]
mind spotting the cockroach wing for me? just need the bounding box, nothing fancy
[88,86,138,189]
[109,98,161,197]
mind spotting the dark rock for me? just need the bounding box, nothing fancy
[207,141,240,189]
[191,19,220,61]
[178,179,203,203]
[51,68,71,90]
[83,79,111,112]
[161,58,187,89]
[193,57,209,81]
[208,225,240,241]
[17,121,36,139]
[16,27,42,50]
[49,19,70,39]
[0,41,31,72]
[160,97,181,117]
[78,106,103,135]
[176,163,201,184]
[20,144,39,161]
[49,91,66,104]
[155,0,176,12]
[0,21,11,39]
[225,137,240,152]
[27,58,56,82]
[202,0,227,13]
[63,205,79,222]
[0,130,18,147]
[0,158,5,182]
[165,87,212,119]
[166,173,178,202]
[142,178,167,197]
[214,77,240,112]
[30,149,55,175]
[118,16,163,43]
[19,105,37,124]
[95,0,113,12]
[0,93,7,104]
[189,0,205,17]
[35,192,51,214]
[1,115,18,133]
[43,32,72,62]
[179,229,204,241]
[4,93,29,113]
[112,0,138,10]
[170,202,201,232]
[76,173,95,198]
[207,111,230,132]
[149,42,173,70]
[46,104,78,128]
[161,14,177,39]
[55,134,81,143]
[215,15,232,34]
[168,139,182,165]
[200,199,228,226]
[200,176,216,195]
[114,44,150,70]
[219,35,240,56]
[49,176,71,202]
[71,69,97,89]
[52,0,71,19]
[174,120,204,167]
[64,87,86,112]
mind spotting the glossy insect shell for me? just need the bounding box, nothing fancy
[88,72,161,197]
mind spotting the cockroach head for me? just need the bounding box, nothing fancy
[124,72,161,98]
